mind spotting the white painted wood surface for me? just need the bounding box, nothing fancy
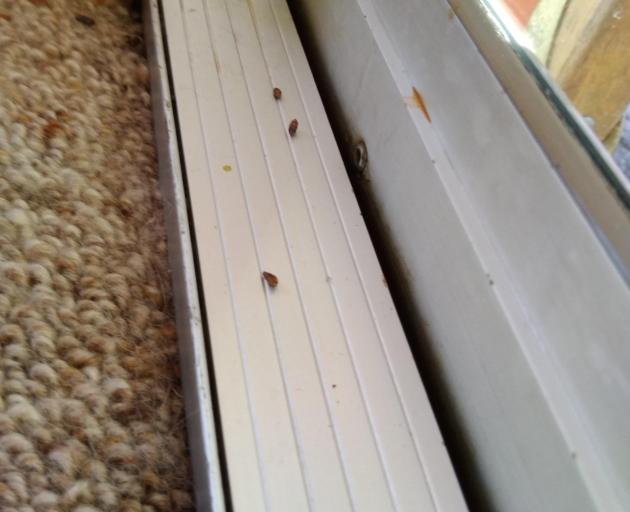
[160,0,467,510]
[291,0,630,511]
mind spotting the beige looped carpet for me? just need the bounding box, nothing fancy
[0,1,193,510]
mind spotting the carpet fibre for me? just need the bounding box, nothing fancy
[0,1,193,510]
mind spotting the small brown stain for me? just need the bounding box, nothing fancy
[411,87,431,123]
[43,120,63,140]
[288,119,298,137]
[66,76,80,88]
[14,113,32,124]
[0,12,12,21]
[448,7,455,21]
[222,164,232,172]
[262,271,278,288]
[273,87,282,100]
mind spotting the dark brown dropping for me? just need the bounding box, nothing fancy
[75,14,95,27]
[273,87,282,99]
[288,119,298,137]
[262,271,278,288]
[127,34,143,49]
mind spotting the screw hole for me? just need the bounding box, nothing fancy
[352,140,368,173]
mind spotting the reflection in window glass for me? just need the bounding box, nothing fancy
[491,0,630,181]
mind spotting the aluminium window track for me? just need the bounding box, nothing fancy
[144,0,467,510]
